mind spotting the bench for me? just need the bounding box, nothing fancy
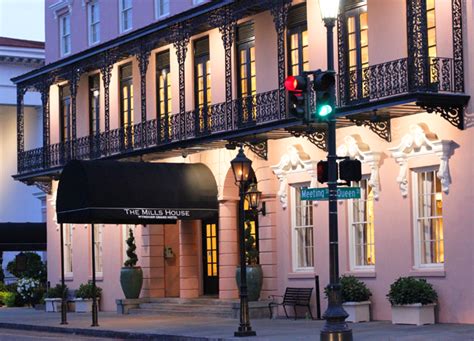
[268,287,313,320]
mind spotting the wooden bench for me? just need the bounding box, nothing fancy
[268,287,313,319]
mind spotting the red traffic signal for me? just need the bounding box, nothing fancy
[339,159,362,183]
[284,75,308,93]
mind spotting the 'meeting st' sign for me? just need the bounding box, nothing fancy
[123,208,191,220]
[300,187,361,201]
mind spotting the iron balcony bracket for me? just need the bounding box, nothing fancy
[418,102,465,130]
[287,126,327,152]
[348,113,392,142]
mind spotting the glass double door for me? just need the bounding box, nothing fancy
[202,218,218,295]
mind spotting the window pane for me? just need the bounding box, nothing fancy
[347,16,355,33]
[360,12,368,30]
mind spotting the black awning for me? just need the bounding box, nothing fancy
[56,160,219,224]
[0,223,47,251]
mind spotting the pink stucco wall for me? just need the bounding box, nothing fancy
[41,0,474,323]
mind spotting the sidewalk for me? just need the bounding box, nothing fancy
[0,308,473,340]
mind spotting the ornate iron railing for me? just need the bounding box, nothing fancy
[339,57,461,106]
[18,89,283,174]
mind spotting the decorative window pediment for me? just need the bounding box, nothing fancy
[389,123,454,196]
[50,0,73,18]
[271,145,317,209]
[337,134,382,199]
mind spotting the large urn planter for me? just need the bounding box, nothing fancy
[391,303,436,325]
[236,265,263,301]
[120,266,143,299]
[44,298,62,312]
[343,301,371,323]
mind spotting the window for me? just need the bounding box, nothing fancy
[287,4,308,76]
[412,168,444,268]
[59,85,72,143]
[119,0,133,33]
[88,0,100,45]
[348,178,375,270]
[155,0,169,18]
[120,63,134,148]
[93,225,103,276]
[89,74,100,136]
[291,184,314,271]
[346,5,368,98]
[194,37,211,133]
[426,0,436,58]
[236,22,256,123]
[59,13,71,56]
[63,224,73,276]
[156,50,171,139]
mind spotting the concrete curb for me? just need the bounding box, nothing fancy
[0,322,220,340]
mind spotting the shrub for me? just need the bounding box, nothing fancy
[45,284,68,299]
[16,277,44,306]
[340,276,372,303]
[0,292,16,307]
[123,228,138,267]
[75,281,102,299]
[387,277,438,305]
[7,252,46,283]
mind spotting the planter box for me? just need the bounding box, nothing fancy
[343,301,370,323]
[44,298,62,312]
[391,303,436,326]
[74,298,98,313]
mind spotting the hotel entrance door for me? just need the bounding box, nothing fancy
[202,219,218,295]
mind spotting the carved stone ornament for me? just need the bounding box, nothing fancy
[389,123,454,197]
[271,145,317,209]
[337,135,382,200]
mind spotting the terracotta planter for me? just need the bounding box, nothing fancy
[44,298,62,312]
[342,301,370,323]
[391,303,436,325]
[236,265,263,301]
[120,266,143,299]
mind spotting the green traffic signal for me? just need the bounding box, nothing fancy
[318,104,333,117]
[313,70,336,120]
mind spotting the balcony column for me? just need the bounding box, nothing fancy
[100,53,114,155]
[68,69,80,159]
[171,23,190,140]
[36,78,51,168]
[406,0,430,91]
[16,86,26,173]
[452,0,464,92]
[137,45,151,148]
[270,0,291,118]
[211,6,236,131]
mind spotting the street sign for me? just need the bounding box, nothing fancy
[300,187,361,201]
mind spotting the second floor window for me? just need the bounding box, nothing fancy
[348,178,375,269]
[291,184,314,271]
[427,0,437,58]
[346,5,368,99]
[287,3,308,76]
[156,50,171,139]
[89,74,100,136]
[155,0,169,18]
[59,13,71,56]
[88,0,100,45]
[59,85,71,142]
[236,22,256,122]
[120,63,134,145]
[119,0,133,33]
[194,37,211,132]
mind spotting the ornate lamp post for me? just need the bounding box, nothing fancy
[231,146,256,337]
[318,1,353,341]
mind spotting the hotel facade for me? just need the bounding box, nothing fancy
[12,0,474,323]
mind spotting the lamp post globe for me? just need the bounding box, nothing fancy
[246,182,261,211]
[319,0,340,21]
[231,146,252,184]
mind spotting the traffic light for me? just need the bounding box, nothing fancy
[339,159,362,183]
[313,70,336,119]
[317,160,339,184]
[285,75,308,120]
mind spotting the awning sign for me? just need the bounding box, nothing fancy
[124,208,192,220]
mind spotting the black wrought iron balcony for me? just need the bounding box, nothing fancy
[17,89,288,176]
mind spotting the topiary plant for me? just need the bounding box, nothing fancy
[124,228,138,267]
[387,277,438,305]
[340,275,372,303]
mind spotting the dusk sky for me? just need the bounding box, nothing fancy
[0,0,44,41]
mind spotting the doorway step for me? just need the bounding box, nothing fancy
[127,297,270,319]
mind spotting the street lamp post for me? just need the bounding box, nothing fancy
[231,146,256,337]
[318,1,353,340]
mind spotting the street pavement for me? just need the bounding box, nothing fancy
[0,308,473,340]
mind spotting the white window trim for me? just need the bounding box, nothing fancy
[290,183,314,272]
[59,13,71,57]
[155,0,170,19]
[63,224,74,279]
[119,0,133,33]
[347,176,375,272]
[87,1,100,45]
[411,166,444,270]
[93,224,104,277]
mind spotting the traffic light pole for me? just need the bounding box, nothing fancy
[320,18,352,341]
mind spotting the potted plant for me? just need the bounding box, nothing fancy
[339,275,372,323]
[74,281,102,313]
[236,219,263,301]
[44,284,68,312]
[120,228,143,299]
[387,277,438,325]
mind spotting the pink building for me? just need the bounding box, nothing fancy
[13,0,474,324]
